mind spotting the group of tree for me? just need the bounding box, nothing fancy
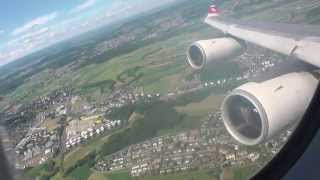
[99,101,184,157]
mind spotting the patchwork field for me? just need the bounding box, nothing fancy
[8,23,217,103]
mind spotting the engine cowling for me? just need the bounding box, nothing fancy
[221,72,318,145]
[186,37,246,70]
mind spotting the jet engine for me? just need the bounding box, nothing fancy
[221,72,318,145]
[186,37,246,70]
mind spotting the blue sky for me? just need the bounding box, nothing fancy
[0,0,177,66]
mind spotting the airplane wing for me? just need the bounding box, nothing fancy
[186,5,320,146]
[205,6,320,68]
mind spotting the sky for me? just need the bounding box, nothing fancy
[0,0,177,66]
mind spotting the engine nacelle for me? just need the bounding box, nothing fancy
[186,37,246,70]
[221,72,318,145]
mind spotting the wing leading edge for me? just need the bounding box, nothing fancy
[205,14,320,68]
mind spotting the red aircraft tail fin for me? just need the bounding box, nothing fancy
[208,5,220,17]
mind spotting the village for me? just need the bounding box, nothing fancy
[94,111,291,177]
[0,51,281,170]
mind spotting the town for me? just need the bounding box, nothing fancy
[94,111,291,177]
[0,48,283,171]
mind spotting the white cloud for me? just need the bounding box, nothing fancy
[1,26,55,65]
[0,29,4,35]
[8,27,50,47]
[71,0,96,13]
[104,1,133,18]
[28,27,49,38]
[12,12,58,36]
[0,0,179,66]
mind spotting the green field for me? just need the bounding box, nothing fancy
[8,25,212,103]
[69,163,92,180]
[4,0,220,104]
[175,93,224,118]
[62,125,125,171]
[88,169,218,180]
[233,166,257,180]
[222,166,257,180]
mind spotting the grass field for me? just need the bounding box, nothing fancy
[25,162,51,177]
[88,172,110,180]
[88,169,218,180]
[222,166,256,180]
[233,166,256,180]
[175,93,224,118]
[152,93,225,136]
[68,163,92,180]
[63,129,116,170]
[127,112,144,124]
